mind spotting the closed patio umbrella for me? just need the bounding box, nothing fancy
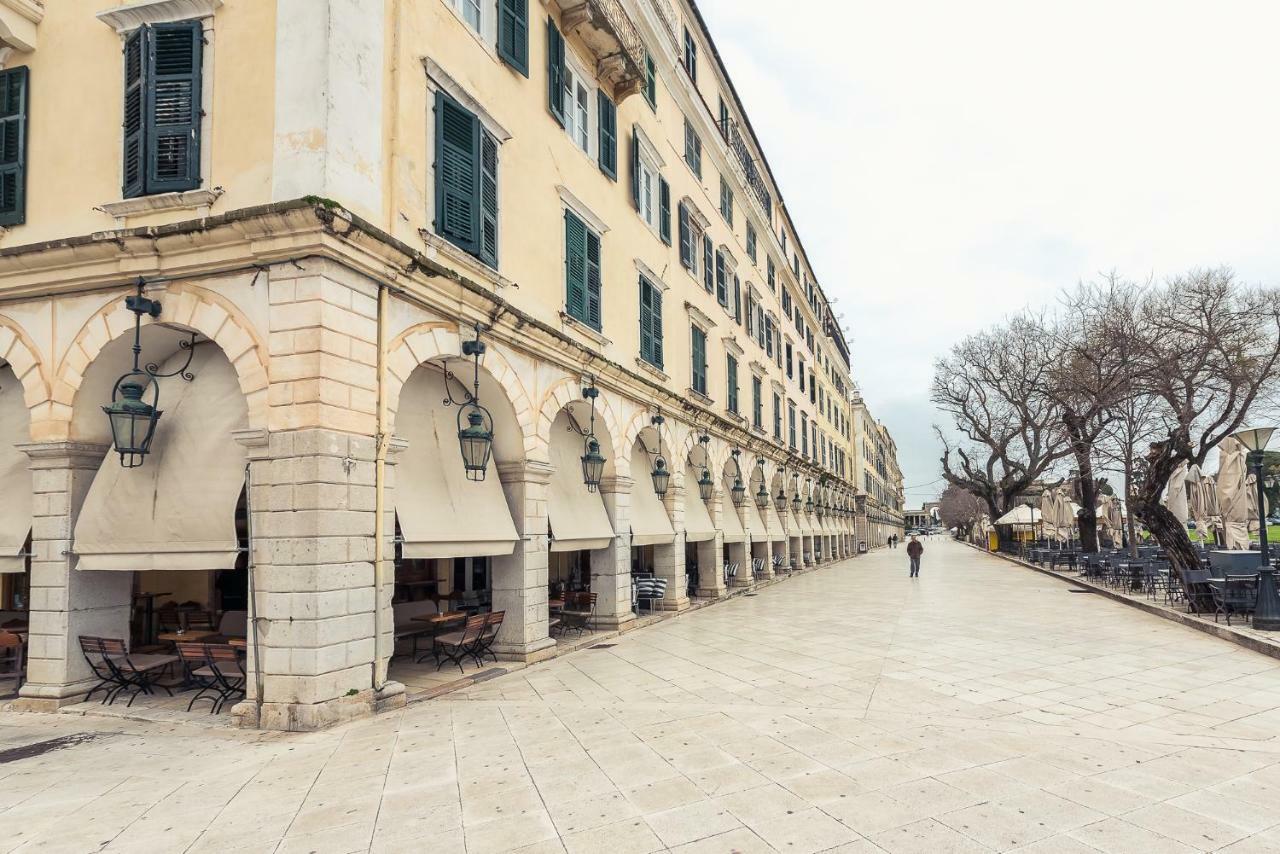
[1038,489,1060,542]
[1163,461,1189,530]
[1216,436,1250,549]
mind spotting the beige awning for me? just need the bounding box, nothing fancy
[396,368,518,559]
[548,421,614,553]
[683,465,715,542]
[796,509,815,536]
[743,491,767,540]
[0,365,30,573]
[74,347,247,571]
[764,500,785,539]
[630,445,674,546]
[719,477,746,543]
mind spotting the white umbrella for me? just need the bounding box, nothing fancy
[1163,461,1189,528]
[1216,437,1250,549]
[1038,489,1060,541]
[995,505,1041,526]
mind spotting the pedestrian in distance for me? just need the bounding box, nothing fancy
[907,536,923,577]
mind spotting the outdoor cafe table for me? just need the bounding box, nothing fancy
[411,612,466,663]
[156,630,219,644]
[133,592,172,646]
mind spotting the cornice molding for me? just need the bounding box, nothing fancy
[96,0,221,34]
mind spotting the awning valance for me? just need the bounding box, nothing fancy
[683,465,715,542]
[548,421,614,552]
[764,500,785,539]
[630,445,674,546]
[0,366,30,573]
[743,492,767,540]
[396,368,518,559]
[74,347,247,572]
[796,510,815,536]
[719,477,746,543]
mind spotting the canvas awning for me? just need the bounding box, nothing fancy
[719,477,746,543]
[630,445,674,546]
[683,464,715,542]
[743,491,767,540]
[994,505,1040,526]
[764,499,785,539]
[396,368,518,559]
[548,421,614,553]
[0,366,31,573]
[797,510,815,536]
[74,347,247,571]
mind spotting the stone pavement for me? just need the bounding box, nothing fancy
[3,538,1280,853]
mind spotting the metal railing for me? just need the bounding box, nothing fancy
[717,116,772,219]
[589,0,647,78]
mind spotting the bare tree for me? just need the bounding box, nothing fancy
[1126,269,1280,572]
[937,483,986,537]
[933,316,1072,519]
[1096,392,1164,558]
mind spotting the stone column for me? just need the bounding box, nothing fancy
[492,460,556,661]
[654,482,689,611]
[14,441,127,710]
[595,475,637,631]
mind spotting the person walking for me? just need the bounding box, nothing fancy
[907,535,923,577]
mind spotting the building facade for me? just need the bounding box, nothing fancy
[0,0,895,729]
[851,394,904,548]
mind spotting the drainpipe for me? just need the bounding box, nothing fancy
[372,283,390,689]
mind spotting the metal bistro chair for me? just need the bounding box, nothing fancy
[752,558,767,580]
[78,636,178,707]
[0,630,25,694]
[723,561,739,585]
[434,614,487,673]
[470,611,505,667]
[1213,574,1259,626]
[1180,569,1215,615]
[558,591,597,638]
[174,642,245,714]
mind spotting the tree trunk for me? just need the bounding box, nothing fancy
[1123,460,1138,559]
[1132,444,1200,574]
[1063,411,1100,553]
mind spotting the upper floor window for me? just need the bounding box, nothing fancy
[563,61,591,153]
[677,200,706,276]
[773,392,783,440]
[718,96,730,136]
[630,127,669,243]
[767,257,775,292]
[563,209,601,330]
[643,51,657,109]
[451,0,482,33]
[683,26,698,83]
[788,402,797,449]
[0,67,29,226]
[123,22,203,198]
[752,375,763,429]
[719,174,733,226]
[639,275,664,370]
[683,117,701,178]
[434,91,499,267]
[746,223,757,263]
[726,354,739,415]
[691,324,708,396]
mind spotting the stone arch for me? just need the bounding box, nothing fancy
[535,376,624,467]
[384,321,535,454]
[0,314,51,419]
[57,283,269,435]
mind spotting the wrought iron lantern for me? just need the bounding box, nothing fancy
[774,465,789,514]
[649,413,670,498]
[754,458,770,511]
[576,384,606,491]
[729,449,746,508]
[102,279,196,468]
[696,434,714,502]
[791,490,802,513]
[446,325,494,481]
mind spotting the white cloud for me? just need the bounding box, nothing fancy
[698,0,1280,503]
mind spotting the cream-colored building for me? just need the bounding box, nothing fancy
[851,393,904,548]
[0,0,876,729]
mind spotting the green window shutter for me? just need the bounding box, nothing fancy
[145,21,203,195]
[585,229,602,330]
[651,283,663,368]
[677,202,691,269]
[498,0,529,76]
[564,210,587,322]
[658,177,671,245]
[644,52,657,110]
[122,28,146,198]
[746,224,756,261]
[733,275,741,324]
[715,250,726,305]
[434,91,480,255]
[478,130,499,266]
[0,66,29,227]
[546,18,565,126]
[597,90,616,179]
[727,355,738,413]
[767,257,775,290]
[691,326,706,394]
[629,125,640,211]
[702,235,713,293]
[639,280,653,366]
[684,119,700,178]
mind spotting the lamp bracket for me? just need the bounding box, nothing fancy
[144,332,198,382]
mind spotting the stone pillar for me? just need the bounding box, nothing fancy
[655,482,690,611]
[595,475,637,631]
[693,535,723,599]
[492,460,556,661]
[14,441,128,710]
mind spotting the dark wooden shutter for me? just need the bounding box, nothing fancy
[0,66,28,226]
[658,177,671,245]
[677,202,691,269]
[692,327,706,394]
[585,229,602,330]
[597,90,616,179]
[715,251,726,305]
[733,275,741,323]
[145,21,202,194]
[498,0,529,76]
[629,125,640,211]
[122,28,146,199]
[479,130,499,266]
[435,91,480,254]
[639,280,653,366]
[650,282,663,368]
[546,18,565,126]
[644,53,657,109]
[564,210,587,321]
[702,235,713,293]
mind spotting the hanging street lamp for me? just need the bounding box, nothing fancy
[649,412,670,498]
[696,433,714,502]
[774,465,789,514]
[579,384,606,491]
[447,325,494,481]
[754,457,770,511]
[1233,425,1279,630]
[729,449,746,508]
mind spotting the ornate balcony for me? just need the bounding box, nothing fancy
[717,116,772,220]
[558,0,647,100]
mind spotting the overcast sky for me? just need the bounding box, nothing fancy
[698,0,1280,505]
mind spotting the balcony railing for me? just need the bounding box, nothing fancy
[560,0,647,100]
[645,0,678,50]
[717,116,772,219]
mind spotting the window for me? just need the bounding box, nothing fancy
[746,223,757,263]
[643,51,657,109]
[597,91,616,179]
[0,66,28,226]
[745,291,755,337]
[683,26,697,83]
[434,91,499,267]
[810,371,817,403]
[702,234,713,293]
[719,174,733,225]
[563,209,601,329]
[793,254,800,277]
[639,276,664,370]
[123,22,203,198]
[497,0,529,74]
[785,342,793,379]
[766,257,775,291]
[718,96,730,136]
[563,62,591,153]
[799,359,805,392]
[683,117,701,178]
[782,288,791,316]
[452,0,482,31]
[726,355,739,414]
[715,249,728,307]
[763,314,774,358]
[801,413,809,456]
[546,19,566,125]
[752,376,763,429]
[788,402,797,449]
[773,393,782,440]
[691,325,707,396]
[678,202,705,275]
[732,275,741,325]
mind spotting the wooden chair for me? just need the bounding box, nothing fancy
[0,630,25,694]
[434,614,487,673]
[559,592,597,636]
[79,635,178,707]
[472,611,505,666]
[175,642,245,713]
